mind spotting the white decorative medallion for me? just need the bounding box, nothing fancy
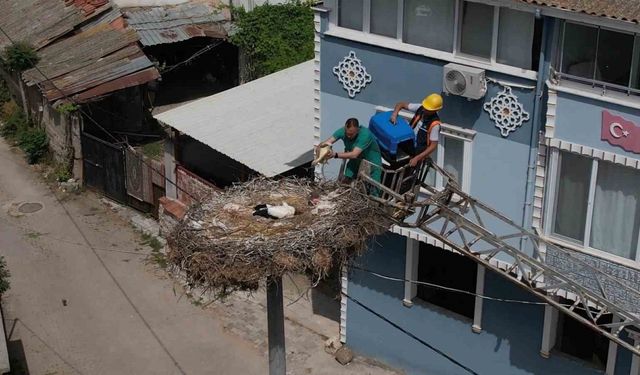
[483,86,530,137]
[333,51,372,98]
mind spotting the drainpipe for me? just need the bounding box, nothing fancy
[522,15,554,238]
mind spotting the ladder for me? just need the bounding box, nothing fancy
[354,159,640,357]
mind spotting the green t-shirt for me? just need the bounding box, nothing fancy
[332,126,382,165]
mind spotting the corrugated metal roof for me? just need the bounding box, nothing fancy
[124,3,228,45]
[0,0,112,50]
[7,2,161,104]
[22,23,160,102]
[519,0,640,24]
[154,61,315,177]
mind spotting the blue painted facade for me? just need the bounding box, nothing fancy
[314,2,640,374]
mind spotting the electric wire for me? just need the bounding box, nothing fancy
[0,25,200,201]
[349,265,548,306]
[160,40,225,75]
[342,291,480,375]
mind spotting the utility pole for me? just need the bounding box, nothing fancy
[266,276,286,375]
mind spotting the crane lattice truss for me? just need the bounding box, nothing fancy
[355,159,640,356]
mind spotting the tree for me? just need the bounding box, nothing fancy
[231,2,314,81]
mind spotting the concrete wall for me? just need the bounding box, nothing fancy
[346,233,614,375]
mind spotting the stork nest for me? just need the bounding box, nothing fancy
[167,178,391,296]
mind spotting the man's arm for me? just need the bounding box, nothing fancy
[390,102,410,124]
[409,142,437,167]
[335,147,363,160]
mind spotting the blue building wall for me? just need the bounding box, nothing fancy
[320,35,538,260]
[317,10,637,375]
[347,234,611,375]
[554,92,640,159]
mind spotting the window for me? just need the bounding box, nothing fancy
[403,0,455,52]
[334,1,541,71]
[435,125,474,192]
[556,298,611,370]
[459,1,494,59]
[338,0,364,31]
[417,243,477,319]
[370,0,398,38]
[458,2,539,68]
[442,136,464,186]
[550,151,640,261]
[559,22,640,93]
[497,7,537,70]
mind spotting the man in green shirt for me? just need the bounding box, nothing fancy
[318,118,382,184]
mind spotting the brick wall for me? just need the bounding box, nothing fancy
[175,165,221,206]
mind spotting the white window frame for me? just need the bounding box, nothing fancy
[328,0,539,80]
[557,20,640,96]
[544,148,640,266]
[436,124,474,194]
[454,1,500,64]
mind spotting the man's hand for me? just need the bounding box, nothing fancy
[409,156,421,167]
[327,150,335,159]
[390,113,397,125]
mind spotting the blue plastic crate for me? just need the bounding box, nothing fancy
[369,111,415,156]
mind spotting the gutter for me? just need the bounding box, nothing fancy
[521,16,554,236]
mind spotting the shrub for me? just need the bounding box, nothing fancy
[56,102,79,115]
[0,256,9,295]
[1,42,39,72]
[0,105,26,139]
[0,78,10,105]
[18,126,48,164]
[53,161,72,182]
[230,2,314,81]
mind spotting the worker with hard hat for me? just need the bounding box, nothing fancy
[390,93,443,167]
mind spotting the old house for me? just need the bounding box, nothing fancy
[0,0,161,204]
[314,1,640,374]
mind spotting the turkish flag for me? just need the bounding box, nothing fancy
[601,111,640,154]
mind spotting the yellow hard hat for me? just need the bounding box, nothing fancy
[422,93,443,111]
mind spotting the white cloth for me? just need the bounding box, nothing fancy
[408,103,440,142]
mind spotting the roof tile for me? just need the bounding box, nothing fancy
[520,0,640,24]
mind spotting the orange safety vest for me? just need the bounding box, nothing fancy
[410,108,441,153]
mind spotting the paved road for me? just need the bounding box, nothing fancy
[0,138,402,375]
[0,139,265,375]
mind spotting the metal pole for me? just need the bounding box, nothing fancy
[266,276,286,375]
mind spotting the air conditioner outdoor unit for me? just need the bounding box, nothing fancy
[443,63,487,100]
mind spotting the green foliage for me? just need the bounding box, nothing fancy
[141,140,164,160]
[53,161,72,182]
[0,78,10,105]
[230,2,314,80]
[0,256,10,295]
[2,42,40,72]
[0,105,26,139]
[18,126,48,164]
[56,102,79,115]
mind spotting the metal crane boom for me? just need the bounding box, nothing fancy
[354,159,640,356]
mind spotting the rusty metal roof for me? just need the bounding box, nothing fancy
[22,23,159,103]
[124,3,229,46]
[520,0,640,24]
[0,0,112,50]
[0,1,160,103]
